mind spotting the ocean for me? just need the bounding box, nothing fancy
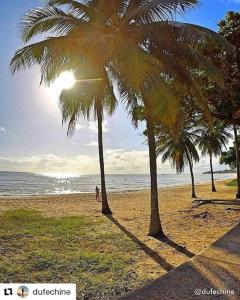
[0,171,235,196]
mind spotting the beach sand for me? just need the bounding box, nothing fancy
[0,180,239,280]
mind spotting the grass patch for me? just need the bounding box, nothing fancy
[226,179,237,187]
[0,209,144,299]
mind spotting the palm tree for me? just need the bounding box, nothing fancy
[156,122,199,198]
[60,62,117,214]
[233,126,240,198]
[194,122,232,192]
[10,0,230,236]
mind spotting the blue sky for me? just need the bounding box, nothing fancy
[0,0,239,174]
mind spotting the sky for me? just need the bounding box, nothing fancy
[0,0,239,175]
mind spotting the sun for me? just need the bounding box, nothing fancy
[45,71,76,102]
[57,71,76,89]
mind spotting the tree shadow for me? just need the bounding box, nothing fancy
[106,215,195,271]
[208,199,240,206]
[106,215,174,271]
[193,199,240,207]
[118,224,240,300]
[155,236,195,258]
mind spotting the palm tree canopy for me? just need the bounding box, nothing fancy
[194,122,233,157]
[156,122,199,173]
[59,61,117,136]
[10,0,233,128]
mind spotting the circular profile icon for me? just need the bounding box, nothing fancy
[17,286,29,298]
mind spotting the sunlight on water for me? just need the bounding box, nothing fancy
[0,172,235,196]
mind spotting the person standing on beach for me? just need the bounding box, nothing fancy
[95,186,101,202]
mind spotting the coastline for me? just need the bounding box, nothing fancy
[0,176,235,198]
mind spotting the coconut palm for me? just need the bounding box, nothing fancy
[156,122,199,198]
[233,126,240,198]
[60,62,117,214]
[194,122,232,192]
[10,0,231,236]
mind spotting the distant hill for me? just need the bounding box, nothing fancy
[203,169,236,174]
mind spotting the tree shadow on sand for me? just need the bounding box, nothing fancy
[106,215,195,272]
[155,236,195,258]
[208,199,240,206]
[194,199,240,207]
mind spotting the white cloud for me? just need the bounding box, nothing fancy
[0,150,161,174]
[0,127,6,132]
[89,120,110,133]
[74,120,110,134]
[86,141,98,147]
[0,154,99,175]
[0,150,223,175]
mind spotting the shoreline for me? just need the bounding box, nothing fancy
[0,177,235,199]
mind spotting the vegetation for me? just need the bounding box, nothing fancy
[226,179,238,187]
[60,62,117,215]
[10,1,239,236]
[220,135,240,170]
[200,11,240,196]
[11,0,230,237]
[194,122,232,192]
[156,120,199,198]
[5,2,240,298]
[0,209,143,299]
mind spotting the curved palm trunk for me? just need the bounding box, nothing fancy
[96,100,112,215]
[209,153,216,192]
[185,152,197,198]
[233,126,240,199]
[145,109,164,237]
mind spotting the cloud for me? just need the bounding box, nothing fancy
[89,120,110,133]
[86,141,98,147]
[75,121,110,134]
[0,154,99,175]
[0,127,6,132]
[0,150,168,174]
[0,150,222,175]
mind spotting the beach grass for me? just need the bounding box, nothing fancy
[0,209,144,299]
[226,178,237,187]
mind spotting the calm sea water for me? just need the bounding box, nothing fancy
[0,171,235,196]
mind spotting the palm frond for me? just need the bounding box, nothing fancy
[169,21,233,50]
[124,0,199,24]
[47,0,93,18]
[10,36,86,82]
[20,6,86,43]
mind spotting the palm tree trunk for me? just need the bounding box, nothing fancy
[145,110,164,237]
[233,125,240,199]
[209,153,216,192]
[185,152,197,198]
[96,100,112,215]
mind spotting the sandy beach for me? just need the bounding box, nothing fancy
[1,179,239,281]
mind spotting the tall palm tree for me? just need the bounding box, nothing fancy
[194,122,232,192]
[11,0,230,236]
[60,62,117,214]
[233,125,240,198]
[156,122,199,198]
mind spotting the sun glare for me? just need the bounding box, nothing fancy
[58,71,75,89]
[45,71,75,103]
